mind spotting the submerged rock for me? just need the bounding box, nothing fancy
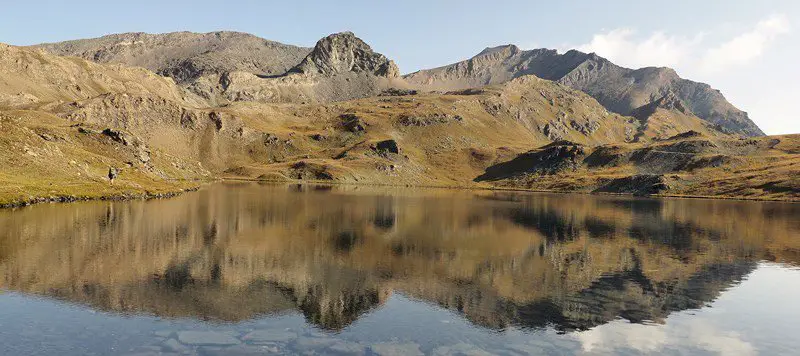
[241,329,297,344]
[177,331,240,346]
[369,342,424,356]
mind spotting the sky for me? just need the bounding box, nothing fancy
[2,1,798,134]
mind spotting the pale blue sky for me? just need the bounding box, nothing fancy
[3,1,798,134]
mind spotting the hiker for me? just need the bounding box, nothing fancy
[108,167,119,185]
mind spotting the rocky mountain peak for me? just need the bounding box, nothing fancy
[476,44,521,57]
[289,32,399,78]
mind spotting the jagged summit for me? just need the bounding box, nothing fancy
[289,32,399,78]
[476,44,521,57]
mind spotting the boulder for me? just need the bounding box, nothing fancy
[374,139,399,154]
[341,113,366,133]
[379,88,418,96]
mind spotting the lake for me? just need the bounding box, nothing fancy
[0,183,798,356]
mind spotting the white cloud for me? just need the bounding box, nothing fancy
[700,14,791,73]
[572,14,790,75]
[576,321,668,353]
[573,319,756,355]
[568,14,797,135]
[575,29,700,69]
[739,88,800,135]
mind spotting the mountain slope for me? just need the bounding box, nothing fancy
[0,39,796,204]
[34,31,311,84]
[35,31,407,105]
[404,45,764,137]
[0,43,641,203]
[0,43,202,109]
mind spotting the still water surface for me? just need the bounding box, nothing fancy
[0,183,798,355]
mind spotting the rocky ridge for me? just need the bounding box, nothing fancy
[405,46,764,137]
[34,31,311,84]
[35,31,404,105]
[35,31,766,137]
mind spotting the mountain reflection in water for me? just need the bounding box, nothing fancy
[0,183,798,333]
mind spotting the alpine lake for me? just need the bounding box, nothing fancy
[1,183,798,356]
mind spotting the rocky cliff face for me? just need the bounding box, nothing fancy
[290,32,399,78]
[405,47,764,137]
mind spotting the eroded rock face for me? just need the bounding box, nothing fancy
[290,32,399,78]
[541,120,569,141]
[100,128,152,166]
[594,174,670,196]
[631,91,689,121]
[475,142,586,181]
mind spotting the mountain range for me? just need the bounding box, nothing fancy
[404,45,763,136]
[0,31,796,204]
[35,32,762,136]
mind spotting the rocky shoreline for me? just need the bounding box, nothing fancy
[4,177,799,211]
[0,185,202,209]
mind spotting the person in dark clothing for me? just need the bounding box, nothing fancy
[108,167,119,185]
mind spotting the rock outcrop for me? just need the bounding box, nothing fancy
[475,141,587,181]
[594,174,670,196]
[290,32,399,78]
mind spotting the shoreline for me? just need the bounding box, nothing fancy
[1,177,797,210]
[223,177,800,204]
[0,184,205,210]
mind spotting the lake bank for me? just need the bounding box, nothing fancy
[2,175,798,210]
